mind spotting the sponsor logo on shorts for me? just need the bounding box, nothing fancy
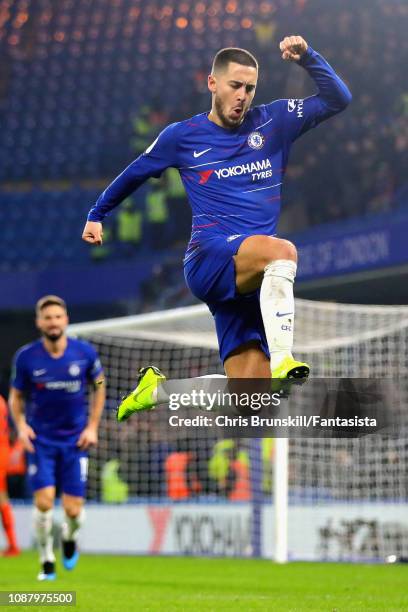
[80,456,89,482]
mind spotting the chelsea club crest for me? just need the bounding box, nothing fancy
[247,131,265,150]
[69,363,80,377]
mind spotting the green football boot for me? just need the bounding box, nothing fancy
[271,355,310,380]
[117,366,166,422]
[271,356,310,397]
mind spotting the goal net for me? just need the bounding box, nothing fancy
[69,299,408,561]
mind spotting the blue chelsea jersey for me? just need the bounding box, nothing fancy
[88,47,351,261]
[11,337,103,445]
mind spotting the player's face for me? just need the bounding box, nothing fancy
[36,305,69,342]
[209,62,257,129]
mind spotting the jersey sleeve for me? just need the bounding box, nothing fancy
[265,46,352,144]
[88,122,180,222]
[84,343,104,382]
[10,349,29,392]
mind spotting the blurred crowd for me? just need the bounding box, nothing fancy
[278,0,408,229]
[0,0,406,238]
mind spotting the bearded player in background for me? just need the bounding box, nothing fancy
[9,296,105,580]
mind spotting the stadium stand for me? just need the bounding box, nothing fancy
[0,0,406,227]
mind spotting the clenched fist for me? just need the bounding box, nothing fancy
[279,36,308,62]
[82,221,103,245]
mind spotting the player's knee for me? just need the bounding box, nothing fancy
[269,238,297,263]
[35,496,54,512]
[63,503,81,519]
[258,237,297,271]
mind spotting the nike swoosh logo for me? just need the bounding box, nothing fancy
[33,369,47,376]
[276,312,293,317]
[193,148,212,158]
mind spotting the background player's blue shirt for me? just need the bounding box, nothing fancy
[88,47,351,263]
[11,337,103,445]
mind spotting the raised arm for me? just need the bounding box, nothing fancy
[276,35,352,142]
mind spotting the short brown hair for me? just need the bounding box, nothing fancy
[212,47,258,74]
[36,295,67,316]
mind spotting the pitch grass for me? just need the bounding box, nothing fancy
[2,551,408,611]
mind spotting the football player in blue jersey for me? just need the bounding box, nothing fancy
[82,36,351,420]
[9,295,105,581]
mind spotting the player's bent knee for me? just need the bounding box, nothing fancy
[266,238,297,264]
[65,508,79,519]
[35,496,54,512]
[63,501,83,518]
[279,239,297,262]
[255,237,297,271]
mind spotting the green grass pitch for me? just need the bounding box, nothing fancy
[2,551,407,611]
